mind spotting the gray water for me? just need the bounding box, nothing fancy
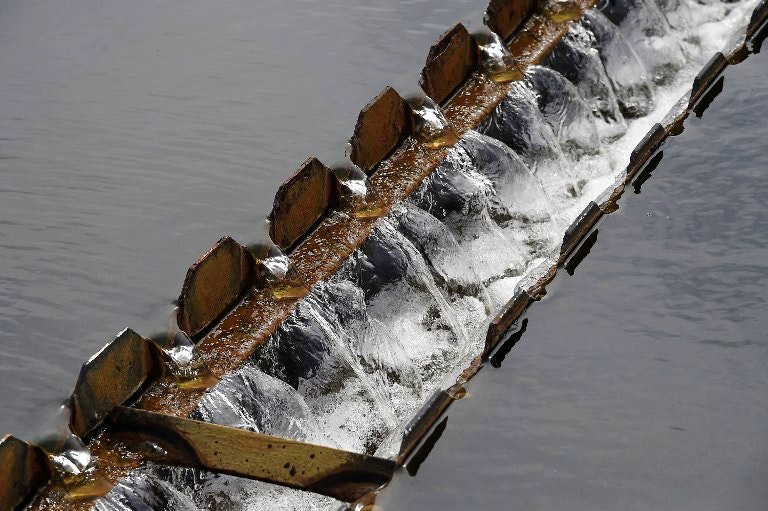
[376,45,768,511]
[0,0,490,437]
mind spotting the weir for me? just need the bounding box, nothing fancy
[2,0,767,509]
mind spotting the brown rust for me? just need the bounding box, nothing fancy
[269,157,334,251]
[69,329,162,439]
[177,236,256,338]
[0,436,51,511]
[486,0,536,40]
[109,407,396,502]
[420,23,479,105]
[349,87,412,174]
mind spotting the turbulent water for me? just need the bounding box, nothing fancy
[93,0,761,509]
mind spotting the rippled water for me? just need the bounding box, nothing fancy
[0,0,489,437]
[376,43,768,511]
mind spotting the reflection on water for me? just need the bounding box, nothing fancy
[0,0,489,437]
[376,43,768,511]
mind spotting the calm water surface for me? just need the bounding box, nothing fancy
[376,47,768,510]
[0,0,489,437]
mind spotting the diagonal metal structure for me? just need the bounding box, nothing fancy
[2,0,766,509]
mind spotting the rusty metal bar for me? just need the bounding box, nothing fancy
[108,406,395,502]
[0,436,51,511]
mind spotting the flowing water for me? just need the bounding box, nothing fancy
[0,0,492,438]
[73,0,767,509]
[375,42,768,511]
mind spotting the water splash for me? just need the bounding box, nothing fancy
[475,30,526,83]
[407,95,460,148]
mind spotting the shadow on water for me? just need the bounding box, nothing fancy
[693,76,725,118]
[564,230,599,276]
[632,150,665,194]
[490,318,529,368]
[405,418,448,477]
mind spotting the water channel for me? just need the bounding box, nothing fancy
[377,43,768,511]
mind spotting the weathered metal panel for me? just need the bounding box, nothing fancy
[177,236,256,337]
[485,0,536,40]
[109,407,395,502]
[0,436,51,511]
[349,87,411,174]
[420,23,479,105]
[270,157,333,251]
[69,328,161,438]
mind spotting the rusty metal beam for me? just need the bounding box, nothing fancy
[108,406,395,502]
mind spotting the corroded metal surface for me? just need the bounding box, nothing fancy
[420,24,479,104]
[69,329,162,439]
[109,407,395,502]
[0,436,51,511]
[270,157,334,251]
[349,87,412,174]
[177,236,256,338]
